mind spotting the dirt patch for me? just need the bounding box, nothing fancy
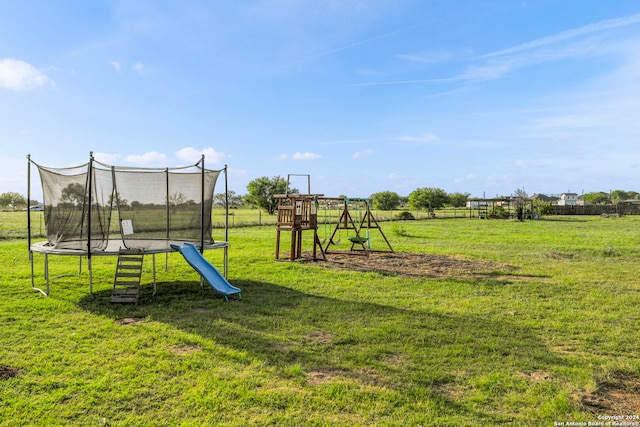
[313,251,521,279]
[115,317,146,326]
[576,377,640,414]
[168,344,202,355]
[307,369,345,385]
[381,353,408,365]
[304,330,334,345]
[519,370,552,382]
[545,251,575,260]
[0,365,19,380]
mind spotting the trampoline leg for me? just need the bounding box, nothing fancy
[30,251,34,289]
[31,252,49,296]
[224,246,228,279]
[152,254,157,296]
[44,254,50,295]
[89,257,94,299]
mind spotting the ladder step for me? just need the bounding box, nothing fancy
[112,250,145,304]
[116,272,142,278]
[113,282,140,287]
[112,289,140,295]
[110,296,139,303]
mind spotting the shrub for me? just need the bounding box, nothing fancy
[490,206,509,219]
[397,211,415,220]
[391,224,409,237]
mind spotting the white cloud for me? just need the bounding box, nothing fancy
[272,151,322,161]
[394,133,439,143]
[397,50,451,64]
[0,156,26,195]
[229,167,247,177]
[452,39,605,83]
[355,67,386,76]
[324,137,380,145]
[0,58,54,91]
[131,62,146,74]
[449,13,640,84]
[483,13,640,59]
[175,147,226,164]
[366,13,640,87]
[124,151,169,165]
[454,173,478,183]
[352,149,374,159]
[388,172,407,180]
[93,152,122,164]
[291,152,322,160]
[110,61,122,73]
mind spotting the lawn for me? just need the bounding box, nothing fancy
[1,213,639,426]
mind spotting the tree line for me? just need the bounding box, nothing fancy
[237,177,471,213]
[4,177,638,213]
[580,190,640,205]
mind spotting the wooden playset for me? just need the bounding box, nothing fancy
[274,175,393,261]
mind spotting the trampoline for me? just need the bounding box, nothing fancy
[27,153,230,297]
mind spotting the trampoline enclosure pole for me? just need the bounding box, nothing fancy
[200,155,205,253]
[88,153,93,297]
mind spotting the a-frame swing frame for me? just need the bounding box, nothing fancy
[322,198,394,255]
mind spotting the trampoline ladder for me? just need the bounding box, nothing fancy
[111,249,144,303]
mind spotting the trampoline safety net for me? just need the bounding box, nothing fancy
[33,157,221,251]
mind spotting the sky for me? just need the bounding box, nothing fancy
[2,1,640,201]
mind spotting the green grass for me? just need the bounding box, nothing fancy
[2,215,640,425]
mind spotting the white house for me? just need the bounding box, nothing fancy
[466,200,488,208]
[557,192,578,206]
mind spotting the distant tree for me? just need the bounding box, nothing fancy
[0,192,27,210]
[61,183,86,206]
[370,191,400,210]
[168,192,188,206]
[447,192,470,208]
[513,188,529,199]
[512,188,529,221]
[534,200,553,216]
[213,190,244,209]
[581,192,610,205]
[245,176,296,215]
[408,187,449,210]
[108,192,128,208]
[611,190,630,204]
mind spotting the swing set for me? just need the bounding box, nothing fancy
[321,197,394,256]
[274,174,393,261]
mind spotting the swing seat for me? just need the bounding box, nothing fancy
[348,236,368,244]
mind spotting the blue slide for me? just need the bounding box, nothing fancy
[170,242,241,300]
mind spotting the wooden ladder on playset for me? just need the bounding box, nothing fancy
[111,248,144,303]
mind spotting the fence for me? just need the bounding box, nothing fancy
[548,204,640,216]
[12,204,639,240]
[212,207,470,228]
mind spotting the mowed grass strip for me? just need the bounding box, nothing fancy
[1,215,639,425]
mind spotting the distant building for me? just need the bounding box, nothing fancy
[531,194,559,203]
[466,200,488,208]
[557,192,578,206]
